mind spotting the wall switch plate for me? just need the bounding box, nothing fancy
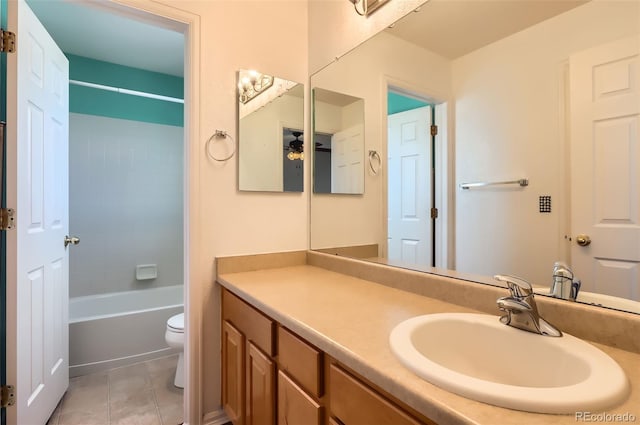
[539,196,551,213]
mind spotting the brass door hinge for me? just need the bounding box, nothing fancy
[1,29,16,53]
[430,124,438,137]
[1,385,15,408]
[430,207,438,219]
[1,208,15,230]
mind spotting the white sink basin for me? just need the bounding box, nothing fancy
[389,313,629,413]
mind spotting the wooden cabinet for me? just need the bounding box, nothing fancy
[278,327,323,397]
[278,370,323,425]
[329,364,423,425]
[222,321,245,425]
[222,290,275,425]
[221,288,435,425]
[246,343,275,425]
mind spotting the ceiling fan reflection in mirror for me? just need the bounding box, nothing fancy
[284,131,324,161]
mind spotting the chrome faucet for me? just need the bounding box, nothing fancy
[494,274,562,337]
[550,261,581,301]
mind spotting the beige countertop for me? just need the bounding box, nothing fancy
[217,264,640,425]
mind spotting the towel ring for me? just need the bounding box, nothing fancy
[205,130,235,162]
[368,150,382,175]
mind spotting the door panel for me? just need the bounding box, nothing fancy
[387,106,432,266]
[570,35,640,300]
[331,124,364,194]
[6,0,69,423]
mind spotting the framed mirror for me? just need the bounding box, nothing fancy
[238,69,304,192]
[309,0,640,314]
[312,88,365,194]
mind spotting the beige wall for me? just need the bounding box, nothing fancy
[452,0,640,285]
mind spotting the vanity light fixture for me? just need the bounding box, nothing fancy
[238,70,274,104]
[348,0,390,16]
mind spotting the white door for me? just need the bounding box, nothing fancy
[331,123,364,193]
[387,106,432,266]
[6,0,70,423]
[570,35,640,300]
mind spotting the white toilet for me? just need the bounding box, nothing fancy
[165,313,184,388]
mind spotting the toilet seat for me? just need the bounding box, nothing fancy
[167,313,184,333]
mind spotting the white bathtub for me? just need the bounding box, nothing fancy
[69,285,183,377]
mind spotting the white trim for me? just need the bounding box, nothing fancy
[69,79,185,104]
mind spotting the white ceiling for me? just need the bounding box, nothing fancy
[27,0,185,77]
[386,0,588,59]
[26,0,587,79]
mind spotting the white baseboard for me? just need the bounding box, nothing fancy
[203,409,230,425]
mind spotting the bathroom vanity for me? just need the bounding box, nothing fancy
[216,251,640,425]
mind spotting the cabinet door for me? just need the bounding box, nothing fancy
[278,370,323,425]
[330,365,423,425]
[246,342,275,425]
[222,321,245,425]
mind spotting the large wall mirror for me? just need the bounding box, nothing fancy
[312,88,365,194]
[238,69,304,192]
[309,0,640,315]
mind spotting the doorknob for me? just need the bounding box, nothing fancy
[576,234,591,247]
[64,235,80,247]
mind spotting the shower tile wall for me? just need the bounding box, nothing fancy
[69,113,183,297]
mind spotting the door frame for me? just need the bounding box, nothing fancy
[382,76,453,270]
[1,0,8,422]
[2,1,202,423]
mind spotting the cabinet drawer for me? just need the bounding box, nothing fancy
[329,364,422,425]
[222,289,275,356]
[277,327,323,397]
[278,370,323,425]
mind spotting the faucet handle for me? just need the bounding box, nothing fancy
[553,262,574,280]
[494,274,533,299]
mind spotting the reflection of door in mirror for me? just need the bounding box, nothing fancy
[312,88,365,194]
[387,90,449,269]
[331,124,364,193]
[388,104,432,267]
[570,36,640,300]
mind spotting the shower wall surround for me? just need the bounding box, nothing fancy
[69,114,183,297]
[68,55,184,298]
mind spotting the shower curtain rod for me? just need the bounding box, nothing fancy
[69,79,184,104]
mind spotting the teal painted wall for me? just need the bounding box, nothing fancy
[388,92,428,115]
[67,54,184,127]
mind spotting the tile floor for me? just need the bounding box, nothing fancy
[46,355,183,425]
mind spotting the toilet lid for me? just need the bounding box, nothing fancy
[167,313,184,332]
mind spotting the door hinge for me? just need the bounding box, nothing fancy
[430,124,438,137]
[430,207,438,219]
[1,208,16,230]
[1,385,15,408]
[1,29,16,53]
